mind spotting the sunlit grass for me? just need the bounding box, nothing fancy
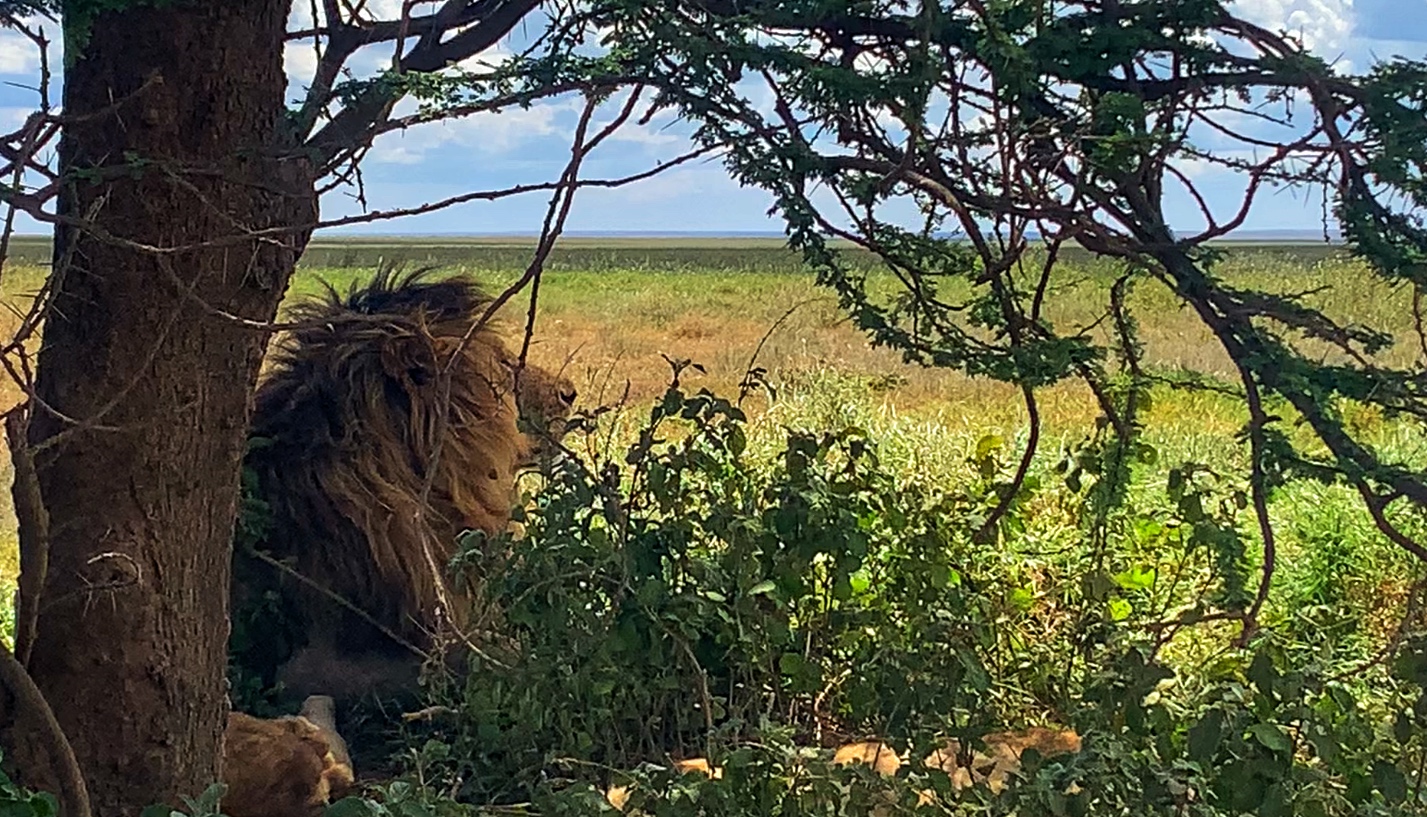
[0,242,1420,660]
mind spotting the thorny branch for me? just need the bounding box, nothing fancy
[0,7,85,765]
[410,88,616,668]
[594,0,1427,642]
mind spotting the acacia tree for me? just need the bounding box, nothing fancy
[559,0,1427,621]
[0,2,676,814]
[1,0,1425,812]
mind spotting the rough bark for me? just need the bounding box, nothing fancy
[1,2,315,813]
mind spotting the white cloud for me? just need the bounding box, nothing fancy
[0,27,45,75]
[586,161,728,204]
[364,88,700,165]
[607,116,687,147]
[1231,0,1356,59]
[367,98,569,164]
[0,107,34,130]
[284,42,320,89]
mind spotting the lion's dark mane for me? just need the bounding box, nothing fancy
[231,267,552,705]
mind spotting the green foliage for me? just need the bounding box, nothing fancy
[139,783,226,817]
[565,0,1427,573]
[0,752,58,817]
[354,380,1427,816]
[0,1,58,19]
[425,382,1001,800]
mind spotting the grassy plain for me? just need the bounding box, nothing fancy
[0,237,1421,650]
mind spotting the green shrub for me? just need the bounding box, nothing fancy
[347,379,1427,816]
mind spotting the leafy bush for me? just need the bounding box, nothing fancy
[0,753,58,817]
[352,376,1427,816]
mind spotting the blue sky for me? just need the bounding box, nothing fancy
[1,0,1425,237]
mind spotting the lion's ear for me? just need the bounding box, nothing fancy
[378,332,440,388]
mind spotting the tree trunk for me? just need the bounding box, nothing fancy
[3,3,314,813]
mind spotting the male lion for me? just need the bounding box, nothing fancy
[231,267,575,705]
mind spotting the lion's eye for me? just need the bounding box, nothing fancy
[408,367,430,386]
[559,389,577,405]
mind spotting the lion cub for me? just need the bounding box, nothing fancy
[222,696,355,817]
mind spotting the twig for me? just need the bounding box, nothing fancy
[1355,485,1427,563]
[1236,368,1277,647]
[410,90,618,664]
[736,297,828,405]
[5,405,47,669]
[243,547,434,664]
[972,383,1040,545]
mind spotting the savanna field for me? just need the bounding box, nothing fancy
[2,236,1426,814]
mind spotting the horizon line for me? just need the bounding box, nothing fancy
[3,228,1347,242]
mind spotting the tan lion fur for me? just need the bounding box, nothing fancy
[234,267,575,703]
[924,725,1082,794]
[832,740,904,777]
[508,354,577,466]
[603,728,1081,811]
[222,710,354,817]
[604,757,723,811]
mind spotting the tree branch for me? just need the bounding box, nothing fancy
[301,0,544,170]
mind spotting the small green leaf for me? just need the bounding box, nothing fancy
[1249,722,1292,755]
[1113,566,1155,592]
[1374,760,1408,802]
[1187,709,1224,762]
[747,579,777,596]
[779,652,808,677]
[1107,598,1132,621]
[849,571,871,595]
[29,794,57,817]
[975,434,1004,459]
[1248,650,1278,696]
[1394,711,1415,743]
[1082,570,1116,601]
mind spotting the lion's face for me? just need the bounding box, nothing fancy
[509,358,577,467]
